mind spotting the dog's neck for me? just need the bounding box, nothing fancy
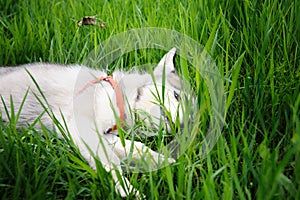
[112,70,153,124]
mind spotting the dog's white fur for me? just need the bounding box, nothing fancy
[0,48,182,197]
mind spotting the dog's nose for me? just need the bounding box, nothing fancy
[180,123,184,130]
[174,123,185,132]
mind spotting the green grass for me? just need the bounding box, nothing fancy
[1,0,300,199]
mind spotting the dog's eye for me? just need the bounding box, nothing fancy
[174,91,180,101]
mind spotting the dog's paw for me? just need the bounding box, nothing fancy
[134,190,146,200]
[167,157,176,164]
[158,154,176,165]
[146,150,176,168]
[115,178,145,199]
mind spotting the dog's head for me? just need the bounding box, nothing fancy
[133,48,184,131]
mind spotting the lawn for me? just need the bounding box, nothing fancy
[0,0,299,199]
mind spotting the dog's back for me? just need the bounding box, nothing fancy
[0,66,22,75]
[0,63,105,128]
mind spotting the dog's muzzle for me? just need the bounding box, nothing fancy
[160,107,183,132]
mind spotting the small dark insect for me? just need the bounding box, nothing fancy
[77,16,105,28]
[77,16,96,26]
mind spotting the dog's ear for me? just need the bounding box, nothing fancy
[154,47,176,76]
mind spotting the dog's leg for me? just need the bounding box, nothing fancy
[67,120,141,198]
[74,137,142,198]
[78,146,140,198]
[111,137,175,168]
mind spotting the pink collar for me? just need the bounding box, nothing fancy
[78,75,125,133]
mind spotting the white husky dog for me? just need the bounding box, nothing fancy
[0,48,183,197]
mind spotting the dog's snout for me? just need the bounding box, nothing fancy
[180,123,184,130]
[174,123,184,132]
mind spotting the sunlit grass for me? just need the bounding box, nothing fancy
[1,0,299,199]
